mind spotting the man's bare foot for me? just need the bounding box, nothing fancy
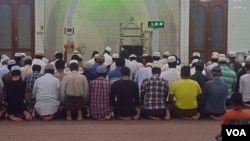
[43,115,53,121]
[104,113,112,120]
[210,115,222,121]
[180,116,191,120]
[66,111,72,121]
[164,109,171,120]
[149,116,161,120]
[77,110,83,121]
[96,118,105,121]
[9,115,23,122]
[190,112,200,120]
[243,103,250,107]
[0,111,4,118]
[118,116,132,120]
[132,109,140,120]
[24,111,32,121]
[164,115,171,120]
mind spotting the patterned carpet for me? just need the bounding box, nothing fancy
[0,118,220,141]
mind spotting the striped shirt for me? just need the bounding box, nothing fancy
[220,64,236,98]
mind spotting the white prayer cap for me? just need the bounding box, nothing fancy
[152,52,160,57]
[7,59,16,66]
[228,51,237,58]
[35,51,44,56]
[218,56,227,62]
[192,52,200,57]
[20,53,26,57]
[163,52,170,56]
[77,54,83,59]
[219,54,226,58]
[245,56,250,62]
[192,59,199,64]
[1,56,10,63]
[11,65,20,71]
[244,51,250,57]
[14,53,22,57]
[69,60,78,64]
[146,63,153,67]
[112,53,119,59]
[84,62,92,69]
[167,56,177,63]
[129,54,136,58]
[105,46,112,52]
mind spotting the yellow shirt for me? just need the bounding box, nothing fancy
[169,79,202,109]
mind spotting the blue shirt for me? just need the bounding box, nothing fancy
[200,77,228,114]
[91,63,108,76]
[0,65,9,78]
[134,67,152,91]
[91,63,101,76]
[107,67,122,83]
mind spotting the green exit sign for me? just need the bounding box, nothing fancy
[148,21,164,28]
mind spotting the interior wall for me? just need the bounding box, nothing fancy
[36,0,180,61]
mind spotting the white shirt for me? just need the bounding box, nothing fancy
[86,58,96,66]
[159,58,168,65]
[125,59,137,78]
[160,68,181,88]
[161,64,169,72]
[239,73,250,102]
[205,62,219,77]
[131,60,144,77]
[32,73,60,116]
[103,53,113,67]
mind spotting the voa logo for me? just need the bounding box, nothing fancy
[226,129,247,136]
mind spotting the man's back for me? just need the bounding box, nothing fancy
[134,67,152,89]
[33,73,60,101]
[170,79,201,109]
[160,68,180,88]
[220,64,236,98]
[110,79,139,116]
[141,75,168,110]
[61,72,88,97]
[32,73,60,116]
[200,78,227,114]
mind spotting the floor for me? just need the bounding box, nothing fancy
[2,108,249,141]
[0,118,220,141]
